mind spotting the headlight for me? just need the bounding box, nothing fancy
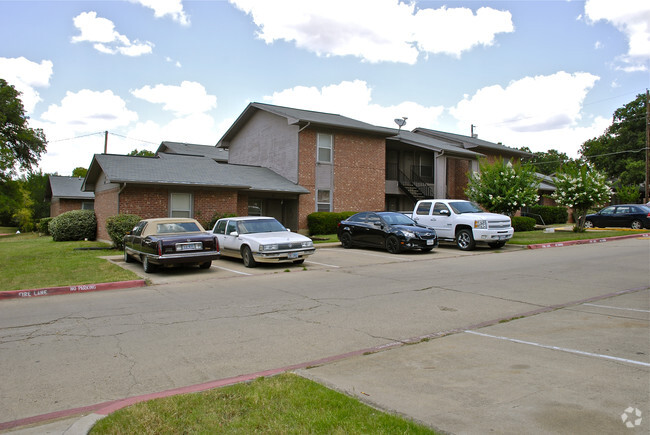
[301,241,313,248]
[474,220,487,229]
[259,244,278,251]
[401,230,415,238]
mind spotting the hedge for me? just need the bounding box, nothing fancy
[512,216,537,232]
[49,210,97,241]
[307,211,357,235]
[527,205,568,225]
[106,214,142,249]
[37,217,53,235]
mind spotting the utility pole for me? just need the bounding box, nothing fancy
[645,89,649,203]
[104,131,108,154]
[471,124,477,138]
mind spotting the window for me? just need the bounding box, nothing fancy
[226,220,237,235]
[317,133,333,163]
[432,203,450,215]
[213,220,227,234]
[415,201,432,216]
[317,189,331,212]
[82,201,94,210]
[170,193,192,217]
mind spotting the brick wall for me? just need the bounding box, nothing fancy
[447,158,471,199]
[94,188,119,242]
[50,198,85,217]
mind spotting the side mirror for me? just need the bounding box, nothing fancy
[440,210,450,216]
[229,231,239,237]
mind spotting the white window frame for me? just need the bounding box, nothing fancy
[317,133,333,163]
[170,192,193,218]
[316,189,331,212]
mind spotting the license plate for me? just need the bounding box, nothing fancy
[176,242,202,251]
[426,239,434,245]
[288,252,299,259]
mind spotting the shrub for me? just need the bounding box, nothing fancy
[37,217,53,235]
[512,216,536,232]
[49,210,96,241]
[106,214,141,249]
[616,185,641,204]
[307,211,357,235]
[206,212,237,231]
[528,205,568,225]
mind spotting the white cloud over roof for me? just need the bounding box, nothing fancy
[71,11,154,57]
[0,57,53,113]
[131,81,217,116]
[229,0,513,64]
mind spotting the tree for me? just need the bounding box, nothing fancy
[128,148,155,157]
[72,167,88,178]
[551,162,611,231]
[520,147,574,175]
[580,93,647,185]
[465,158,540,217]
[0,79,47,180]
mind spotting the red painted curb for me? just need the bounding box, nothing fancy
[527,232,650,249]
[0,280,146,300]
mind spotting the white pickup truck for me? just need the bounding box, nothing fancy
[409,199,514,250]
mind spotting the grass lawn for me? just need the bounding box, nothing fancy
[90,373,436,434]
[0,233,139,291]
[509,228,648,245]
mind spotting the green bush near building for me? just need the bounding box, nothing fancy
[307,211,357,235]
[106,214,142,249]
[49,210,97,241]
[512,216,537,232]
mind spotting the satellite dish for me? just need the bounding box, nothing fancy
[394,117,407,131]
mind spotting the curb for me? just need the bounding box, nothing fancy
[0,280,146,300]
[526,232,650,249]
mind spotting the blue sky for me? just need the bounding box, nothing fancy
[1,0,649,176]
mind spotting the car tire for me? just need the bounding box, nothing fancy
[488,241,506,249]
[340,232,353,249]
[142,256,156,273]
[241,246,257,268]
[386,235,401,254]
[584,220,594,229]
[124,248,133,263]
[456,229,476,251]
[631,219,643,230]
[293,259,305,265]
[199,261,212,269]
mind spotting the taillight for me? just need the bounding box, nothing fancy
[157,241,162,256]
[213,236,220,252]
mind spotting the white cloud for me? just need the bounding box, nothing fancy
[585,0,650,70]
[264,79,444,129]
[131,81,217,116]
[0,57,53,113]
[130,0,190,26]
[71,11,153,57]
[229,0,513,64]
[449,72,603,156]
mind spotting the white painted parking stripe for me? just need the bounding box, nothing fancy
[583,303,650,313]
[305,260,341,268]
[465,330,650,367]
[212,265,252,276]
[319,248,412,261]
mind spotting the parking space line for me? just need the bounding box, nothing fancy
[465,330,650,367]
[319,248,413,261]
[212,265,253,276]
[305,260,341,268]
[583,303,650,313]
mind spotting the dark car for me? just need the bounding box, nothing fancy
[124,218,220,273]
[338,211,438,254]
[584,204,650,229]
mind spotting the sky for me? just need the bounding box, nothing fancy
[1,0,649,176]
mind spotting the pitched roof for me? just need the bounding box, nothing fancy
[388,130,483,158]
[412,128,531,158]
[157,141,229,162]
[46,176,95,200]
[218,102,396,146]
[82,154,309,194]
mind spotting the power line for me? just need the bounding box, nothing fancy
[48,131,105,143]
[108,132,159,145]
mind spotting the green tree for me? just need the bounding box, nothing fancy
[520,147,574,175]
[580,93,647,185]
[23,171,49,220]
[0,79,47,180]
[128,148,155,157]
[465,158,540,217]
[72,167,88,178]
[551,163,611,231]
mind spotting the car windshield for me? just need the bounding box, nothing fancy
[449,201,483,214]
[156,222,202,234]
[378,212,416,226]
[237,219,287,234]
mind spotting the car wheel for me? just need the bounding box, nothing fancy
[142,256,157,273]
[241,246,257,268]
[631,219,643,230]
[124,248,133,263]
[488,241,506,249]
[340,232,353,249]
[199,261,212,269]
[293,259,305,265]
[456,229,476,251]
[385,235,401,254]
[584,220,594,229]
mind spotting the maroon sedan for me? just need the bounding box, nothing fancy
[124,218,220,273]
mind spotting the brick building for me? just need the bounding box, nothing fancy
[46,176,95,217]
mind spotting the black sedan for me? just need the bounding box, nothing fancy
[337,211,438,254]
[124,218,220,273]
[584,204,650,229]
